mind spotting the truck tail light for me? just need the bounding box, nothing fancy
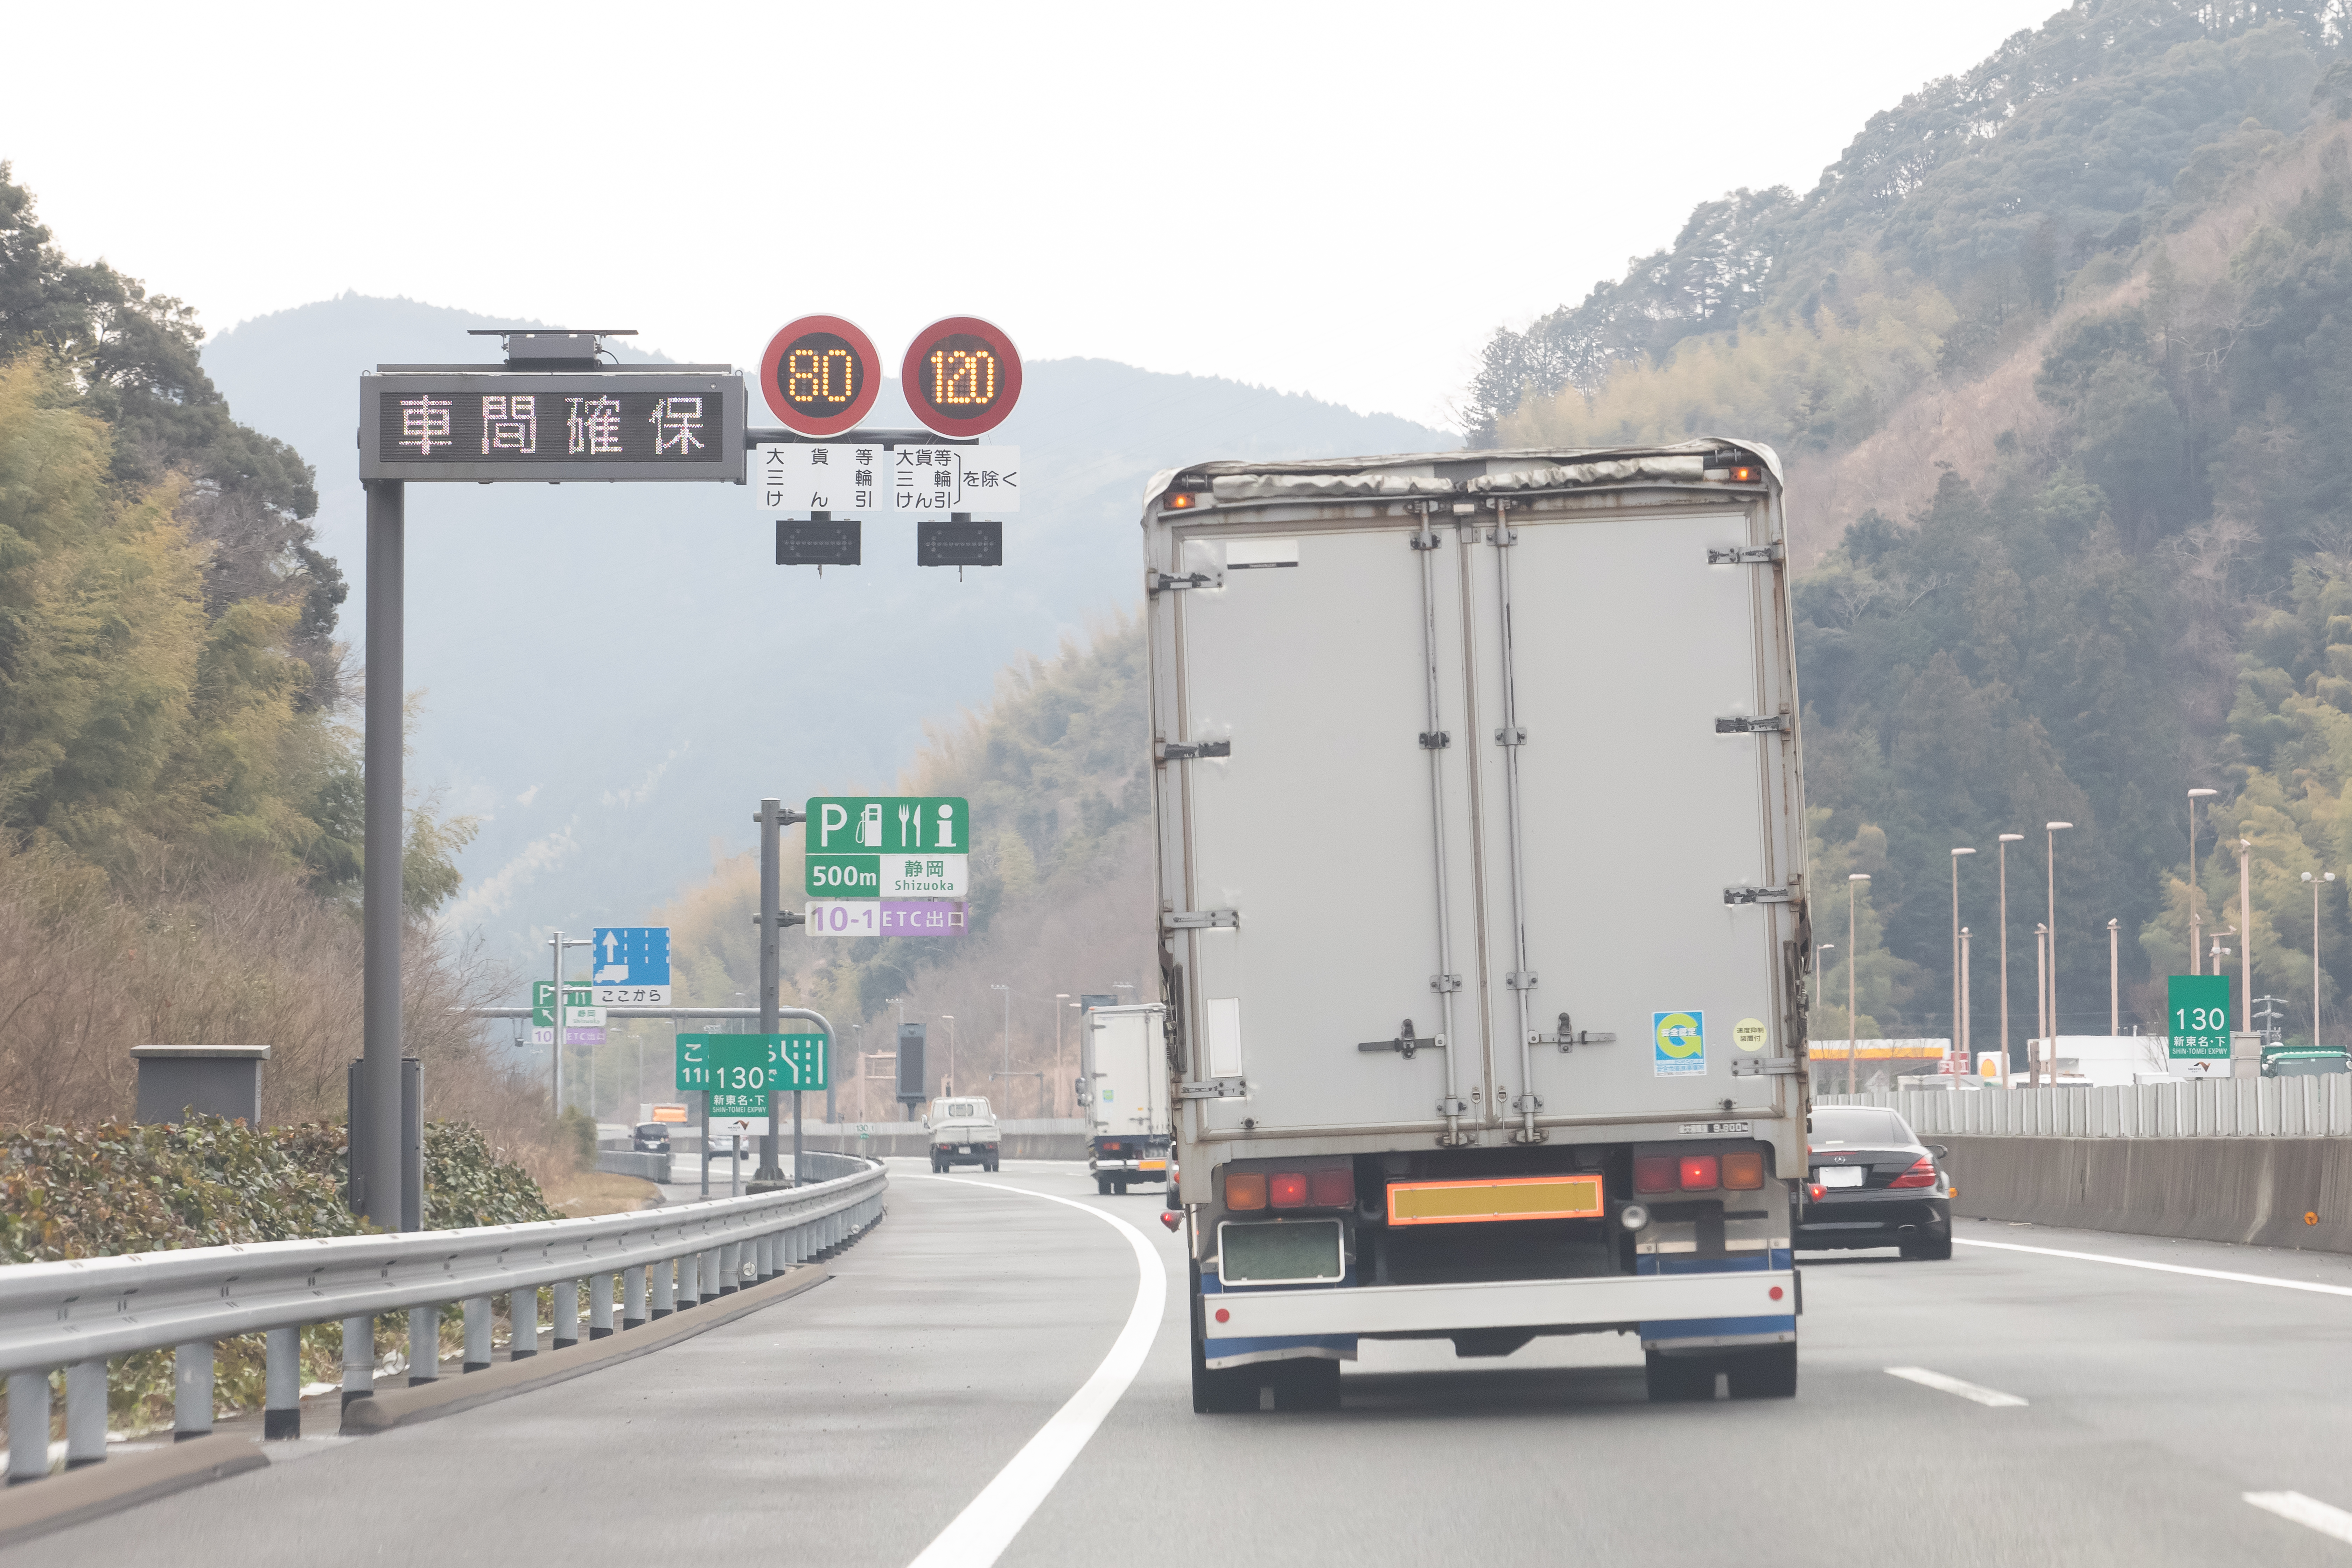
[1633,1155,1677,1194]
[1727,463,1760,483]
[1309,1167,1355,1208]
[1166,492,1199,509]
[1889,1156,1938,1189]
[1679,1155,1719,1191]
[1722,1152,1765,1190]
[1225,1171,1266,1210]
[1269,1172,1308,1208]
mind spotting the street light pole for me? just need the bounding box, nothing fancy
[2188,788,2218,973]
[1952,847,1976,1065]
[1998,833,2023,1076]
[2035,923,2050,1085]
[1959,926,1972,1075]
[1848,873,1870,1096]
[2306,871,2336,1043]
[1054,994,1071,1115]
[2108,917,2120,1037]
[940,1015,956,1096]
[2046,821,2072,1081]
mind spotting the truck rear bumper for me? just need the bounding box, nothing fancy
[1204,1269,1794,1360]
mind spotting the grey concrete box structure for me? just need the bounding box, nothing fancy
[131,1045,266,1126]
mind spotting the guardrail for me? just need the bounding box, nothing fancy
[1821,1075,2352,1138]
[0,1152,885,1482]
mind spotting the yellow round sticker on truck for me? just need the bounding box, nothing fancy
[1734,1018,1768,1052]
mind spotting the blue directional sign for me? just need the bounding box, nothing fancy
[592,926,672,1004]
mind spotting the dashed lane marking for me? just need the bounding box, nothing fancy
[2246,1491,2352,1545]
[1885,1366,2029,1407]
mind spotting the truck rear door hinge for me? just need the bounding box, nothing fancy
[1162,909,1239,930]
[1148,569,1224,594]
[1177,1077,1248,1100]
[1714,714,1788,734]
[1730,1058,1801,1077]
[1723,885,1796,905]
[1157,739,1232,762]
[1419,731,1451,750]
[1531,1013,1617,1051]
[1358,1019,1441,1059]
[1707,544,1783,566]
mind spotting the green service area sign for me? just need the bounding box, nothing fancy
[2167,974,2232,1060]
[674,1033,831,1112]
[804,796,969,898]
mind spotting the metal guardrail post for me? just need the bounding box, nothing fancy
[553,1280,579,1349]
[650,1260,675,1320]
[341,1316,374,1409]
[63,1360,105,1468]
[716,1242,739,1295]
[704,1246,723,1296]
[589,1274,614,1340]
[509,1289,538,1359]
[408,1308,439,1385]
[173,1340,214,1441]
[8,1371,49,1479]
[623,1265,648,1329]
[463,1297,492,1372]
[264,1327,300,1438]
[678,1252,701,1309]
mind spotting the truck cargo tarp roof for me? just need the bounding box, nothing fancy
[1144,438,1781,508]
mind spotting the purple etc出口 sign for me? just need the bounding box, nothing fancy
[805,899,966,938]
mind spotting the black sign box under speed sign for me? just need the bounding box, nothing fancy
[359,371,746,483]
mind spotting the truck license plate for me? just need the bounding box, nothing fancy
[1817,1166,1865,1188]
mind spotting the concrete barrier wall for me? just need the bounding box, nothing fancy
[1941,1135,2352,1253]
[789,1130,1088,1160]
[595,1150,672,1182]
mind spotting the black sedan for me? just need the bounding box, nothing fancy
[1797,1105,1951,1260]
[631,1123,672,1154]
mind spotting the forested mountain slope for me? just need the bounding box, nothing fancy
[1469,0,2352,1048]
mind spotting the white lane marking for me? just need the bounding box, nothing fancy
[2246,1491,2352,1544]
[903,1177,1167,1568]
[1956,1237,2352,1297]
[1884,1366,2028,1407]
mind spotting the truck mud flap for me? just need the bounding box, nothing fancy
[1638,1249,1797,1350]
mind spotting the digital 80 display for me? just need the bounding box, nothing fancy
[902,317,1022,437]
[760,315,882,437]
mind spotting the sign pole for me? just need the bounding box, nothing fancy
[549,931,565,1112]
[758,799,782,1182]
[359,478,405,1229]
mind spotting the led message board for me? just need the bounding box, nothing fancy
[901,316,1022,438]
[358,372,745,483]
[761,315,883,437]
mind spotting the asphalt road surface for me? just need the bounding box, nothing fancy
[18,1157,2352,1566]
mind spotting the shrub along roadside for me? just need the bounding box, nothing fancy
[0,1115,556,1441]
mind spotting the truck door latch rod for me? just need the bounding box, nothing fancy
[1358,1019,1441,1060]
[1530,1013,1617,1051]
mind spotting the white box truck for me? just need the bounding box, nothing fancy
[1144,441,1811,1411]
[1082,1003,1173,1195]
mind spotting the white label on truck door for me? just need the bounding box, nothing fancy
[1206,996,1244,1077]
[1225,537,1299,569]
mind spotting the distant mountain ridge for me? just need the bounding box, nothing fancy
[201,295,1451,972]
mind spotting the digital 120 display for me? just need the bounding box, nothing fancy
[902,316,1022,437]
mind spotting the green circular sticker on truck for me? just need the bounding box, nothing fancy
[1734,1018,1768,1052]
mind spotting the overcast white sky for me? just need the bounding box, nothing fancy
[7,0,2060,429]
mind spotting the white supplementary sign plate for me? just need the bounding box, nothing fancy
[1679,1120,1751,1136]
[754,444,1017,513]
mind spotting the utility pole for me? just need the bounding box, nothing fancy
[548,931,591,1112]
[2189,793,2208,973]
[1848,874,1869,1095]
[2307,871,2336,1044]
[2239,837,2253,1035]
[1813,944,1833,1094]
[2035,923,2050,1086]
[1999,834,2023,1077]
[359,478,404,1229]
[1959,926,1972,1076]
[2108,917,2120,1038]
[1951,848,1975,1067]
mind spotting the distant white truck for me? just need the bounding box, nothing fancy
[1082,1003,1172,1195]
[1146,441,1810,1410]
[926,1096,1000,1172]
